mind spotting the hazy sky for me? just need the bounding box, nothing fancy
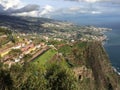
[0,0,120,17]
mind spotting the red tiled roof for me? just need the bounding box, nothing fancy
[21,44,34,52]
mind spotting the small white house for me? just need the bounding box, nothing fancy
[15,58,20,62]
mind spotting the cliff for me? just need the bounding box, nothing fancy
[57,41,120,90]
[84,42,120,90]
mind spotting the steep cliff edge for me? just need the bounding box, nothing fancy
[85,42,120,90]
[57,41,120,90]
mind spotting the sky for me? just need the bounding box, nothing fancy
[0,0,120,17]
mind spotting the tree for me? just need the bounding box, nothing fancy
[45,63,78,90]
[22,54,32,63]
[0,69,13,90]
[10,63,47,90]
[8,49,22,58]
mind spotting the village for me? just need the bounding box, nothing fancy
[0,30,58,67]
[41,22,111,42]
[0,23,111,67]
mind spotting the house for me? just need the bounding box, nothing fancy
[21,44,33,51]
[36,44,41,49]
[12,45,21,49]
[40,42,45,46]
[15,58,20,62]
[12,43,25,49]
[21,43,36,54]
[25,47,36,54]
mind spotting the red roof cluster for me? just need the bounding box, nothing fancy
[21,44,34,52]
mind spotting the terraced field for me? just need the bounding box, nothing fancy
[33,49,57,66]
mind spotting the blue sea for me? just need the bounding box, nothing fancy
[51,13,120,72]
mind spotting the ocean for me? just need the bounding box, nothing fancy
[51,13,120,72]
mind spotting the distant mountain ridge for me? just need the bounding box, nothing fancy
[0,15,55,33]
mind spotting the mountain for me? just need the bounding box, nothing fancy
[0,15,55,33]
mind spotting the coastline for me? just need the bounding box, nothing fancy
[104,28,120,75]
[112,66,120,75]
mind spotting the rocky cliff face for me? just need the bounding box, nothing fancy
[85,42,120,90]
[58,42,120,90]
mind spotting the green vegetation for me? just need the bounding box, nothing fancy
[58,45,72,56]
[45,62,78,90]
[47,40,66,46]
[0,68,13,90]
[33,49,57,66]
[0,38,120,90]
[0,61,78,90]
[8,49,22,58]
[0,28,11,35]
[23,54,32,62]
[57,42,87,67]
[0,28,15,46]
[75,42,87,48]
[57,42,120,90]
[32,37,45,45]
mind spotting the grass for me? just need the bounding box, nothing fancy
[58,45,72,56]
[33,49,57,66]
[76,42,87,48]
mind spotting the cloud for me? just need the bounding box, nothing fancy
[56,5,102,15]
[12,11,40,17]
[39,5,54,17]
[0,0,53,17]
[65,0,120,4]
[10,4,40,13]
[0,0,119,17]
[69,7,81,11]
[91,11,102,14]
[60,0,120,15]
[0,0,22,10]
[66,0,100,3]
[0,0,33,15]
